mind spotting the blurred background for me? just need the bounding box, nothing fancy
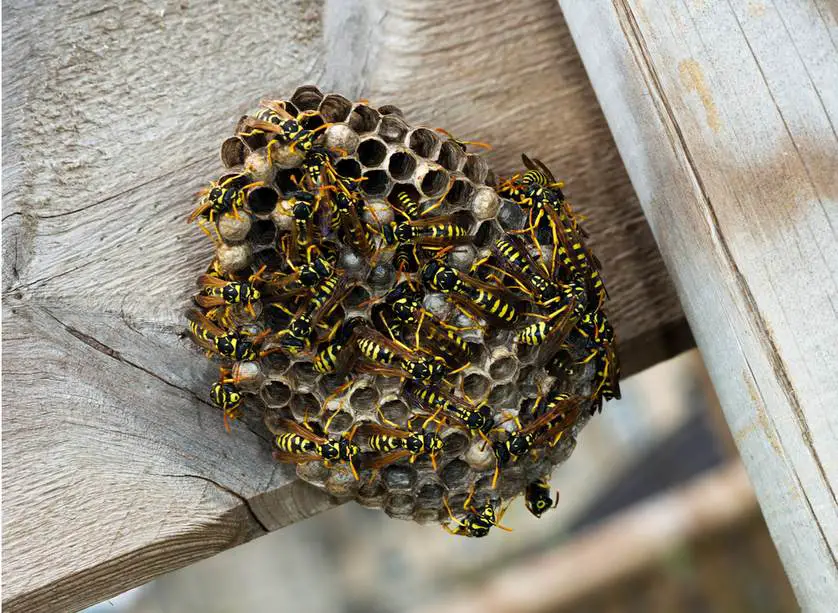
[86,349,797,613]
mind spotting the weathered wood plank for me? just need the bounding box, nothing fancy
[559,1,838,609]
[2,0,688,610]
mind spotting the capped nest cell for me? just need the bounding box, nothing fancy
[186,86,620,536]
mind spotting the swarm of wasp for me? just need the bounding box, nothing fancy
[185,86,619,534]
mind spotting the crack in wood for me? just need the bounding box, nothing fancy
[158,473,270,534]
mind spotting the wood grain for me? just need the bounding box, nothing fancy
[559,1,838,609]
[2,0,687,610]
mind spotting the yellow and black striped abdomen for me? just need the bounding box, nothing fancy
[517,321,548,346]
[470,288,517,323]
[521,169,552,186]
[397,191,421,218]
[368,434,405,453]
[275,433,318,455]
[358,337,396,366]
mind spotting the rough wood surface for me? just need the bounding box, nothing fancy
[2,0,687,610]
[559,1,838,609]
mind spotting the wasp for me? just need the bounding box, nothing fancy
[516,281,588,362]
[353,326,448,385]
[238,101,326,154]
[393,243,421,274]
[359,422,443,470]
[403,381,494,436]
[186,310,270,361]
[188,173,263,223]
[281,190,320,262]
[313,316,365,374]
[375,282,471,370]
[382,215,470,249]
[443,488,511,538]
[325,180,374,256]
[273,418,360,480]
[491,394,583,487]
[420,260,520,326]
[472,234,561,303]
[266,254,334,300]
[209,380,244,432]
[567,308,620,414]
[195,265,266,319]
[525,478,559,518]
[273,273,346,355]
[392,190,422,220]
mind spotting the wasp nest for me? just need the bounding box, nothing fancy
[186,85,620,535]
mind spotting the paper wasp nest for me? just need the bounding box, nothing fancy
[188,85,617,530]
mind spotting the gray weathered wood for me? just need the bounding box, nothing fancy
[3,0,688,610]
[559,1,838,609]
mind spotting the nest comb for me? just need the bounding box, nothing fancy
[186,85,616,531]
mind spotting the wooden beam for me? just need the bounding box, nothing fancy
[2,0,688,610]
[558,1,838,608]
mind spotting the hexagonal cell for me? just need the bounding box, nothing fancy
[445,179,475,207]
[418,167,449,198]
[274,168,304,194]
[323,410,354,434]
[447,244,477,271]
[288,392,321,422]
[472,220,498,248]
[247,187,279,215]
[497,199,527,231]
[516,343,538,365]
[412,508,443,524]
[357,138,388,167]
[488,383,516,407]
[378,398,409,427]
[318,94,353,123]
[335,158,362,181]
[361,169,390,196]
[384,493,415,514]
[350,385,380,413]
[262,351,290,375]
[217,211,252,243]
[440,458,470,489]
[462,372,490,401]
[299,113,325,132]
[348,104,380,133]
[383,464,417,491]
[416,482,444,506]
[290,85,323,111]
[317,373,352,399]
[437,141,466,172]
[323,124,359,156]
[442,431,469,456]
[326,465,360,499]
[262,381,291,408]
[377,104,403,116]
[463,154,489,184]
[216,242,252,273]
[360,198,393,226]
[472,186,501,221]
[357,478,386,507]
[464,438,495,471]
[367,262,395,290]
[289,361,319,386]
[246,219,276,247]
[387,151,417,180]
[296,460,330,486]
[378,114,409,143]
[408,128,441,158]
[489,356,518,381]
[221,136,247,168]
